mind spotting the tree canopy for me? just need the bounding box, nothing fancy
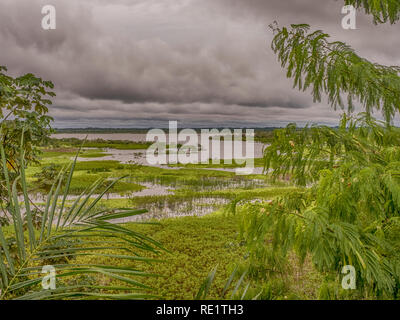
[0,66,54,171]
[345,0,400,24]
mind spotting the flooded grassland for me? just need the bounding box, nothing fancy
[20,133,291,222]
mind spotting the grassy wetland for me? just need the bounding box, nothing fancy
[2,126,393,300]
[3,132,326,300]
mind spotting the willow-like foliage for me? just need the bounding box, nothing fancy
[247,15,400,297]
[260,114,400,297]
[270,23,400,123]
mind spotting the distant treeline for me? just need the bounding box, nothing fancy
[49,137,152,150]
[54,128,150,134]
[52,127,290,144]
[54,127,282,134]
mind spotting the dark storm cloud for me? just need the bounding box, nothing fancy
[0,0,398,127]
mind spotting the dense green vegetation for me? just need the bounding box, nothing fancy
[2,0,400,301]
[247,6,400,299]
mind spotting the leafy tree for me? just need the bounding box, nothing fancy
[344,0,400,24]
[0,66,54,170]
[0,67,55,219]
[261,114,400,297]
[239,2,400,298]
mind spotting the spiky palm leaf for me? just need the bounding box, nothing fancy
[0,133,163,300]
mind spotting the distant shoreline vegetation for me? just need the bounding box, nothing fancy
[52,127,338,145]
[52,127,282,145]
[48,137,153,150]
[53,127,283,134]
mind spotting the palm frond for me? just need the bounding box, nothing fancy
[0,137,164,300]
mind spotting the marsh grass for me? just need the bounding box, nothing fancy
[103,213,325,300]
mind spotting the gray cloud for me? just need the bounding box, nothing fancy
[0,0,398,128]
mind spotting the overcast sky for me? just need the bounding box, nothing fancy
[1,0,399,128]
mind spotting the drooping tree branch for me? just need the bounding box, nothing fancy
[269,23,400,123]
